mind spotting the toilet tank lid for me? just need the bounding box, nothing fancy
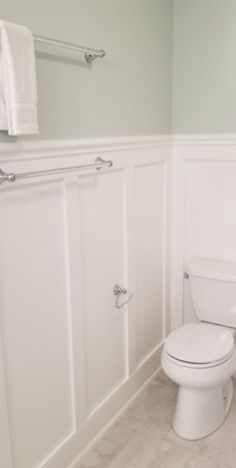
[187,258,236,282]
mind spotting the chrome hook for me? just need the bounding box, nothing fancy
[113,284,133,309]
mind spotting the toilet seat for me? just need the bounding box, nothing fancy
[165,323,234,368]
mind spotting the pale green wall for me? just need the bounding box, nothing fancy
[173,0,236,134]
[3,1,235,140]
[0,0,173,142]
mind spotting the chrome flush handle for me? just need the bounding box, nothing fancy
[113,284,133,309]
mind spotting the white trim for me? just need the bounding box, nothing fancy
[173,134,236,161]
[68,348,163,468]
[0,135,172,163]
[1,133,236,154]
[170,158,186,330]
[173,134,236,145]
[68,367,162,468]
[40,344,163,468]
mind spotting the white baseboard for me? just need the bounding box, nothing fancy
[46,343,163,468]
[69,359,163,468]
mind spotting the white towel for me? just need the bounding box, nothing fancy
[0,20,38,135]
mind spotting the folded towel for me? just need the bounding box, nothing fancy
[0,20,38,135]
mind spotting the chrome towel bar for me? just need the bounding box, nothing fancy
[34,34,105,63]
[0,157,113,186]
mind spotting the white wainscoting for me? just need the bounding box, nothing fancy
[0,136,171,468]
[171,134,236,329]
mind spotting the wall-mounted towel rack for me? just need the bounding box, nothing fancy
[34,34,106,63]
[0,157,113,186]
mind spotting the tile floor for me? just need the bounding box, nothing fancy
[78,371,236,468]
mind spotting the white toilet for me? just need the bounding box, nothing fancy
[161,258,236,440]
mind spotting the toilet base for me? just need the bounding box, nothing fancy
[173,378,233,440]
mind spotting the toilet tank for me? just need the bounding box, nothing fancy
[187,258,236,328]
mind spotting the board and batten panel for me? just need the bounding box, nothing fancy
[77,169,127,414]
[184,160,236,324]
[134,162,165,366]
[0,180,75,468]
[0,138,170,468]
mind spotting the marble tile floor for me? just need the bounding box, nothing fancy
[78,371,236,468]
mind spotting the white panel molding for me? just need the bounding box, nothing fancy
[123,163,137,376]
[164,157,172,336]
[169,158,186,330]
[0,135,171,468]
[2,133,235,465]
[63,178,88,427]
[133,159,167,365]
[170,133,236,330]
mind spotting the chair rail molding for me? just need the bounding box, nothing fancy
[0,135,172,162]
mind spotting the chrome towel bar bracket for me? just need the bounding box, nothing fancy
[34,34,105,63]
[0,157,113,186]
[0,169,16,184]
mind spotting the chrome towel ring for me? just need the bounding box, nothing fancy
[113,284,133,309]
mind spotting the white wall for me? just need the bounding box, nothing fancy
[1,130,236,465]
[0,136,170,467]
[171,136,236,328]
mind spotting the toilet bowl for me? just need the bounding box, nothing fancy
[161,258,236,440]
[161,323,236,439]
